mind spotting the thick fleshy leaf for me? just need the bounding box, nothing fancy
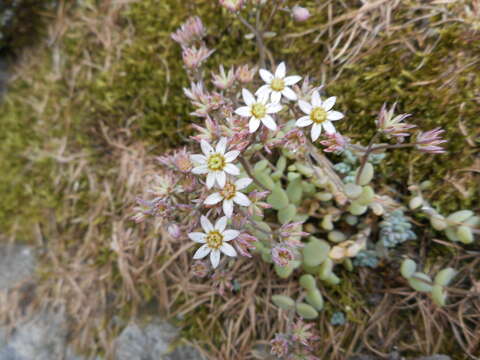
[259,69,274,83]
[191,165,209,174]
[275,62,286,78]
[282,87,297,100]
[193,244,211,259]
[235,106,252,117]
[266,103,282,113]
[298,100,312,114]
[311,91,322,107]
[223,229,240,241]
[215,216,228,232]
[220,243,237,257]
[200,139,214,156]
[296,116,313,127]
[235,177,253,190]
[204,192,223,205]
[200,215,214,232]
[327,110,344,121]
[233,192,251,206]
[323,121,336,134]
[224,150,240,162]
[223,199,234,217]
[261,115,277,131]
[311,123,322,141]
[224,163,240,175]
[249,117,261,133]
[188,232,206,243]
[242,88,255,105]
[206,172,216,189]
[216,137,227,154]
[270,91,282,104]
[284,75,301,85]
[216,171,226,188]
[210,250,221,268]
[322,96,336,111]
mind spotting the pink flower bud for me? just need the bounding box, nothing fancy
[292,6,311,22]
[219,0,244,12]
[271,246,295,267]
[167,224,182,238]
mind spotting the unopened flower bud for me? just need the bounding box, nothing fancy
[235,64,256,83]
[220,0,244,12]
[191,261,209,278]
[168,224,182,238]
[292,5,311,22]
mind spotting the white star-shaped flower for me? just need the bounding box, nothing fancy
[204,177,252,217]
[191,137,240,189]
[256,62,301,103]
[295,90,344,141]
[235,89,282,133]
[188,216,239,268]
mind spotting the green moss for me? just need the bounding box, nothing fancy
[328,25,480,211]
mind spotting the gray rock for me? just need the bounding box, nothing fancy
[0,245,35,291]
[115,320,179,360]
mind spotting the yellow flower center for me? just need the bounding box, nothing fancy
[206,230,224,249]
[220,182,237,200]
[251,103,267,119]
[310,107,327,124]
[270,78,285,92]
[207,153,226,171]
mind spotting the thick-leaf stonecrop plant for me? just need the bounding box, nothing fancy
[133,2,478,358]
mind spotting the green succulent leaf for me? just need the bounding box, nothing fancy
[296,302,319,319]
[267,184,290,210]
[272,295,295,310]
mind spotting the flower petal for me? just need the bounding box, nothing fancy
[223,199,234,217]
[323,121,336,134]
[298,100,312,114]
[216,171,226,188]
[242,88,255,106]
[266,103,282,114]
[235,177,253,190]
[215,216,228,232]
[210,249,221,268]
[223,230,240,241]
[281,87,297,101]
[188,232,206,243]
[193,244,211,259]
[190,154,206,164]
[215,137,227,154]
[235,106,252,117]
[206,172,216,189]
[259,69,274,83]
[295,116,313,127]
[224,150,240,162]
[204,192,223,205]
[311,123,322,141]
[327,110,344,121]
[224,163,240,176]
[200,139,214,156]
[270,91,281,104]
[322,96,336,111]
[275,62,286,78]
[191,165,208,174]
[220,243,237,257]
[233,192,251,206]
[261,115,277,131]
[249,117,261,133]
[284,75,301,86]
[200,215,214,232]
[255,84,271,99]
[311,91,322,107]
